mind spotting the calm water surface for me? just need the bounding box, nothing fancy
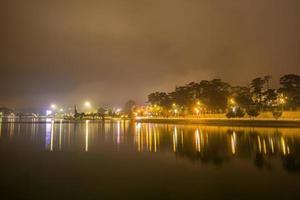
[0,119,300,199]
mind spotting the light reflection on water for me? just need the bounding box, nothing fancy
[1,119,300,199]
[0,119,300,172]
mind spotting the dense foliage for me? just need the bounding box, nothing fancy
[147,74,300,116]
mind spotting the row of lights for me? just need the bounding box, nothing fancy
[136,95,288,117]
[50,101,92,111]
[47,101,92,116]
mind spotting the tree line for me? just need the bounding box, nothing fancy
[147,74,300,117]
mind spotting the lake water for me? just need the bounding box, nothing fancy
[0,119,300,199]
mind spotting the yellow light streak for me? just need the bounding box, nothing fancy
[85,120,89,152]
[195,129,201,152]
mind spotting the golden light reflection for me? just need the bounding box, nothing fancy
[68,122,71,146]
[195,129,201,152]
[154,130,157,152]
[50,120,54,151]
[85,120,89,152]
[181,132,184,147]
[258,136,262,153]
[135,123,141,152]
[35,122,300,159]
[146,124,149,151]
[263,139,267,154]
[231,132,236,155]
[281,137,286,155]
[149,125,152,152]
[59,119,62,150]
[0,117,2,137]
[141,125,144,152]
[173,126,178,152]
[287,146,290,154]
[270,137,274,153]
[117,120,120,145]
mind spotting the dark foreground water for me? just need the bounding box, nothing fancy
[0,119,300,199]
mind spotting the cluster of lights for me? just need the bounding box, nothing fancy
[130,94,291,119]
[194,100,202,115]
[278,94,288,105]
[47,101,93,116]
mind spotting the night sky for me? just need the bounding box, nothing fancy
[1,0,300,110]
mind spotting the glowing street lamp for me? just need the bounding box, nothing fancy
[278,95,287,111]
[279,97,286,104]
[46,110,53,116]
[194,107,200,116]
[84,101,91,109]
[115,108,122,114]
[229,98,236,105]
[51,104,57,110]
[228,98,238,112]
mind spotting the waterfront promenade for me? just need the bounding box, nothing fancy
[135,117,300,128]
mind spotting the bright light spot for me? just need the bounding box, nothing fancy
[85,120,89,152]
[195,129,200,152]
[46,110,53,116]
[84,101,91,108]
[51,104,57,109]
[115,108,122,113]
[230,98,236,105]
[232,107,237,113]
[136,123,141,129]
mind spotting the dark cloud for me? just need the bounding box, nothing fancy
[0,0,300,109]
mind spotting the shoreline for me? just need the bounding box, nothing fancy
[1,117,300,128]
[134,117,300,128]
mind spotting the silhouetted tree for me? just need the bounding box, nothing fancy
[148,92,172,109]
[246,108,260,118]
[251,77,266,106]
[123,100,136,117]
[232,86,253,109]
[279,74,300,109]
[262,89,278,109]
[97,107,106,120]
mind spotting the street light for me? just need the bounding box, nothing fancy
[84,101,91,108]
[229,98,235,105]
[194,107,200,116]
[279,97,285,104]
[51,104,57,110]
[278,95,287,111]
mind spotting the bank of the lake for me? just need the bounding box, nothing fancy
[135,117,300,128]
[2,116,300,127]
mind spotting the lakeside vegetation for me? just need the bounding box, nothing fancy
[140,74,300,119]
[1,74,300,121]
